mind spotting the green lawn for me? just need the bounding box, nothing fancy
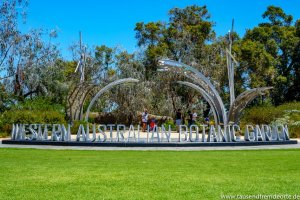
[0,149,300,200]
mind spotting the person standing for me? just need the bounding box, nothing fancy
[192,109,197,125]
[150,117,157,131]
[142,109,149,132]
[175,109,183,132]
[205,116,210,125]
[187,110,193,127]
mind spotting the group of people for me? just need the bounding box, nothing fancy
[141,108,202,132]
[175,109,197,131]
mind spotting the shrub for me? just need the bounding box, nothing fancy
[0,110,66,135]
[162,120,176,131]
[12,97,65,113]
[240,102,300,138]
[70,120,88,135]
[0,98,66,137]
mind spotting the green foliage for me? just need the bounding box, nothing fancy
[0,84,14,112]
[0,110,66,137]
[12,97,65,113]
[70,120,88,135]
[133,5,218,114]
[0,98,66,137]
[162,119,176,130]
[95,45,115,75]
[262,6,293,26]
[1,110,65,125]
[240,102,300,138]
[134,5,215,79]
[238,6,300,104]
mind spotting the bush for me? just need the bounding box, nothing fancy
[240,102,300,138]
[70,120,88,135]
[12,97,65,113]
[0,98,66,137]
[0,110,66,136]
[162,120,176,131]
[0,132,9,138]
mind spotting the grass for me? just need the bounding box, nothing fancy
[0,149,300,200]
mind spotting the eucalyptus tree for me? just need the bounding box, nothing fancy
[106,51,146,123]
[17,29,61,99]
[0,0,65,107]
[0,0,27,74]
[0,0,28,95]
[134,5,225,118]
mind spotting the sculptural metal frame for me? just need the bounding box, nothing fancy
[228,87,273,124]
[84,78,139,121]
[159,59,227,125]
[177,81,219,124]
[158,59,273,125]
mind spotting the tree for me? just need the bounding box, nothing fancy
[262,5,293,26]
[166,5,215,63]
[289,19,300,101]
[0,0,28,73]
[135,22,166,79]
[134,5,221,117]
[0,0,64,102]
[236,6,300,104]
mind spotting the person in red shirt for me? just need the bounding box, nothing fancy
[150,117,157,131]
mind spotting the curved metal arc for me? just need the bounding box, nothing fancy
[159,60,219,96]
[177,81,219,124]
[228,87,273,124]
[84,78,139,121]
[159,59,227,124]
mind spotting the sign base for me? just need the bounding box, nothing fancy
[2,140,298,147]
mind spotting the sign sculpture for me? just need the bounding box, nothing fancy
[4,27,297,146]
[5,59,295,145]
[9,123,291,144]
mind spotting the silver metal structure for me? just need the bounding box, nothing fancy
[227,19,236,106]
[158,59,273,125]
[158,59,227,125]
[67,83,97,121]
[84,78,139,121]
[75,31,86,83]
[177,81,219,124]
[228,87,273,124]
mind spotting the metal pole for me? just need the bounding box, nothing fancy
[79,31,82,51]
[227,19,236,106]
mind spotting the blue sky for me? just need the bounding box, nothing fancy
[19,0,300,59]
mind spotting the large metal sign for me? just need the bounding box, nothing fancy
[4,51,292,146]
[10,123,290,143]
